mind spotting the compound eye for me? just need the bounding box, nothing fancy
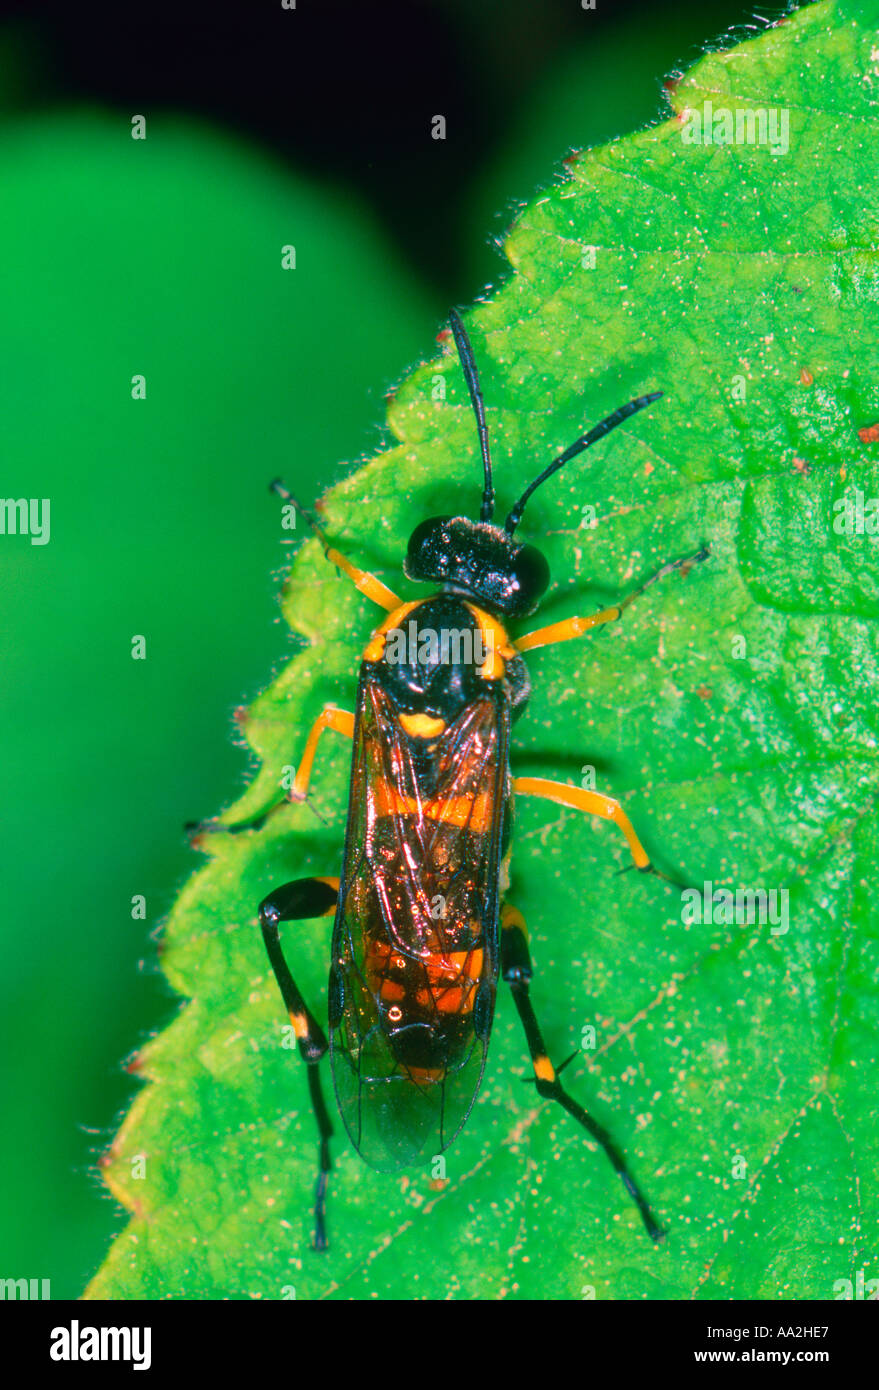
[514,543,550,605]
[406,517,453,564]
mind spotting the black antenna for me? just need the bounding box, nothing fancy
[504,391,663,535]
[269,478,331,552]
[448,308,495,523]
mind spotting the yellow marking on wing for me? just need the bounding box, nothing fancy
[371,779,494,833]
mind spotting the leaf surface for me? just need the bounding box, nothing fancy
[89,0,879,1300]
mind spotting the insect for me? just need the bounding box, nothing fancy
[212,310,707,1250]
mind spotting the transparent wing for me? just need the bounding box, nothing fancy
[329,673,508,1171]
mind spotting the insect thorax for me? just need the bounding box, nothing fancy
[363,593,530,724]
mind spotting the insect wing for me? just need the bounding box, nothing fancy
[329,674,508,1170]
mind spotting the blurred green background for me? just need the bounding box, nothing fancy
[0,0,769,1297]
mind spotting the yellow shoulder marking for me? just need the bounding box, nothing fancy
[464,603,516,680]
[363,600,423,662]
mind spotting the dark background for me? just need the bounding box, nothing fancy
[0,0,778,299]
[0,0,778,1298]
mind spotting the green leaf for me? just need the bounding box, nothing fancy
[89,0,879,1300]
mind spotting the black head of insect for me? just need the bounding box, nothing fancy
[403,308,662,619]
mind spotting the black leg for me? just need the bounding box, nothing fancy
[500,903,666,1243]
[259,876,339,1251]
[186,801,284,839]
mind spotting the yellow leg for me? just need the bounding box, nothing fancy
[323,546,401,612]
[512,775,671,879]
[291,707,355,802]
[515,545,709,653]
[270,479,401,611]
[516,606,621,653]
